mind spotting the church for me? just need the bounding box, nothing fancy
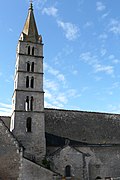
[1,3,120,180]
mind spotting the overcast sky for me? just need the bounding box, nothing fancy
[1,0,120,115]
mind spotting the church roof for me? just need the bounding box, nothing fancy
[48,145,88,158]
[45,108,120,145]
[21,3,39,43]
[1,108,120,146]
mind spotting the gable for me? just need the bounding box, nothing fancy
[50,145,84,157]
[49,145,85,178]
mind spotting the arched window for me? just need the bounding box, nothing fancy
[31,62,34,72]
[95,177,102,179]
[26,76,29,88]
[30,96,33,111]
[32,47,34,56]
[65,165,71,177]
[27,62,30,72]
[28,46,30,55]
[25,96,29,111]
[31,77,34,88]
[26,117,32,132]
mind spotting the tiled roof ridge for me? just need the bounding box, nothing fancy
[44,108,120,116]
[48,145,87,158]
[0,115,11,118]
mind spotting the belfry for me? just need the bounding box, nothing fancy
[10,2,46,163]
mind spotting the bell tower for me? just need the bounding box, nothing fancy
[10,3,46,163]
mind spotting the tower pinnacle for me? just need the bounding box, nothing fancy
[29,0,33,11]
[20,2,42,43]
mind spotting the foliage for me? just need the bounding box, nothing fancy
[42,157,51,170]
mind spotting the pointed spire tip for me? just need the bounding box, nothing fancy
[29,0,33,11]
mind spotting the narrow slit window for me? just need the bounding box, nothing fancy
[28,46,30,55]
[26,76,29,88]
[65,165,71,177]
[27,62,30,72]
[30,96,33,111]
[26,117,32,132]
[31,62,34,72]
[32,47,34,56]
[25,96,29,111]
[31,77,34,88]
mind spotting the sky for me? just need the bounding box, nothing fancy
[1,0,120,115]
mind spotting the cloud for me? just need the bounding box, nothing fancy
[98,33,108,40]
[44,63,66,83]
[100,48,107,57]
[101,12,109,19]
[44,100,64,109]
[5,75,14,84]
[80,52,98,65]
[112,82,120,89]
[108,54,120,64]
[44,75,81,107]
[94,64,114,75]
[109,55,115,60]
[0,103,12,116]
[94,76,102,81]
[107,104,120,114]
[84,21,93,28]
[44,63,67,108]
[33,0,47,9]
[44,87,80,109]
[56,93,68,104]
[37,1,79,41]
[44,88,66,109]
[96,1,106,11]
[80,52,114,75]
[67,89,81,98]
[42,7,58,17]
[44,79,58,91]
[112,59,120,64]
[53,45,73,65]
[108,19,120,35]
[45,89,52,99]
[0,103,12,109]
[57,20,79,40]
[72,70,78,75]
[44,62,81,109]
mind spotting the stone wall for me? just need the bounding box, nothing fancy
[11,36,45,164]
[0,119,21,179]
[49,145,88,180]
[77,146,120,180]
[12,111,46,163]
[20,158,61,180]
[47,145,120,180]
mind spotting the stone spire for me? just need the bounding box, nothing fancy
[21,2,41,43]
